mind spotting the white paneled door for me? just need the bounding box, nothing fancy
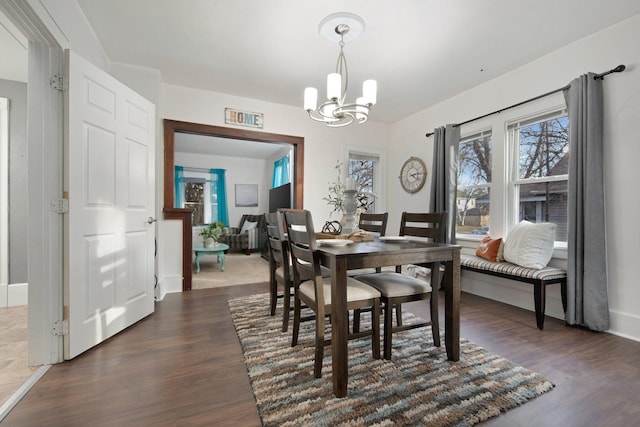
[65,51,156,359]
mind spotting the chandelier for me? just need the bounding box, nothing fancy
[304,13,377,127]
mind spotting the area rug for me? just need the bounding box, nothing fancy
[192,252,269,289]
[228,293,554,426]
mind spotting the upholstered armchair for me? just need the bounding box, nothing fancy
[219,214,266,255]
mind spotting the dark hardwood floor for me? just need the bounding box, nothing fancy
[4,283,640,426]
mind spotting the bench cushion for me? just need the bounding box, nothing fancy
[461,254,566,281]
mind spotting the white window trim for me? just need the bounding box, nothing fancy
[455,93,567,255]
[344,144,386,214]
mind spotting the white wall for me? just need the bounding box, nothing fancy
[162,84,390,228]
[174,151,269,226]
[390,14,640,341]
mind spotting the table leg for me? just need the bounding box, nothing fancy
[331,257,348,398]
[444,249,461,361]
[219,251,225,272]
[195,251,202,274]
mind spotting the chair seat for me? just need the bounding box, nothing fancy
[299,277,381,305]
[356,272,432,297]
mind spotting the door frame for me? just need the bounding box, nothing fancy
[0,1,65,365]
[162,119,304,291]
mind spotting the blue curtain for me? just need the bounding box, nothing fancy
[210,169,229,226]
[174,165,185,208]
[272,155,290,188]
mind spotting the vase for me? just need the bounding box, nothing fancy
[342,189,358,235]
[204,238,217,248]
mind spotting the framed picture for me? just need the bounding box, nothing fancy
[235,184,258,207]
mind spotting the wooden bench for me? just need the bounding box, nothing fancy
[460,254,567,330]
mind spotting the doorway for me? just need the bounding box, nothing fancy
[162,120,304,291]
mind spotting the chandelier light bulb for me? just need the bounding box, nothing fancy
[362,80,377,106]
[327,73,341,100]
[304,87,318,111]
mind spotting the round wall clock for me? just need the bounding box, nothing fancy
[399,156,427,194]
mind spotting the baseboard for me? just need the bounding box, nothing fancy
[8,283,27,306]
[608,309,640,342]
[0,282,28,307]
[155,275,183,301]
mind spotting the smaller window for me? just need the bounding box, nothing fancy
[456,131,492,236]
[184,178,205,225]
[348,153,378,213]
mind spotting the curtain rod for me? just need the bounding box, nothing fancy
[425,64,626,137]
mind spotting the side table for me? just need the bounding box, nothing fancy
[193,243,230,273]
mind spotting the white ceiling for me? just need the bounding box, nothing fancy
[75,0,640,124]
[3,2,639,158]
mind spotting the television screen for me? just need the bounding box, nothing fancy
[269,183,291,212]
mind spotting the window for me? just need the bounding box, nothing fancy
[455,93,569,253]
[508,111,569,242]
[175,166,229,226]
[348,152,379,213]
[456,131,492,236]
[184,178,205,225]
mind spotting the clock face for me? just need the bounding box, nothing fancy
[400,157,427,194]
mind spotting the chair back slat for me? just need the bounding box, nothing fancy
[265,212,287,267]
[399,212,447,243]
[283,210,322,280]
[358,212,389,236]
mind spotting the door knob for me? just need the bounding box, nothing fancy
[147,217,158,224]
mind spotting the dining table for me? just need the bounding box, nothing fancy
[317,237,461,398]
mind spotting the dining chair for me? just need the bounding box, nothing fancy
[283,209,381,378]
[354,211,447,359]
[358,212,389,236]
[347,212,389,279]
[265,211,295,332]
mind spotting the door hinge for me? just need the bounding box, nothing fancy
[52,320,68,336]
[50,74,68,91]
[50,198,69,214]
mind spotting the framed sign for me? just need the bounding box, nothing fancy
[225,108,263,129]
[235,184,258,207]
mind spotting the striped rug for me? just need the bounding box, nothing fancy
[228,293,553,426]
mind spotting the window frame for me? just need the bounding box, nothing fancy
[456,128,493,237]
[344,145,386,214]
[455,93,568,258]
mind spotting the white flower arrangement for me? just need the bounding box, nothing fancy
[323,161,376,217]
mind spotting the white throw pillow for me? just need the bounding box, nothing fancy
[240,220,258,234]
[503,221,556,269]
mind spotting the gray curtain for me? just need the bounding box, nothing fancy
[429,124,460,244]
[563,73,609,331]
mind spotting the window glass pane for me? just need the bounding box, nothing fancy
[457,133,491,236]
[514,113,569,243]
[518,116,569,179]
[184,181,205,225]
[348,156,377,213]
[518,181,568,242]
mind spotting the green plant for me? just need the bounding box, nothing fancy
[323,161,346,215]
[200,222,224,241]
[323,161,377,217]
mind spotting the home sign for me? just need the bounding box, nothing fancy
[225,108,264,129]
